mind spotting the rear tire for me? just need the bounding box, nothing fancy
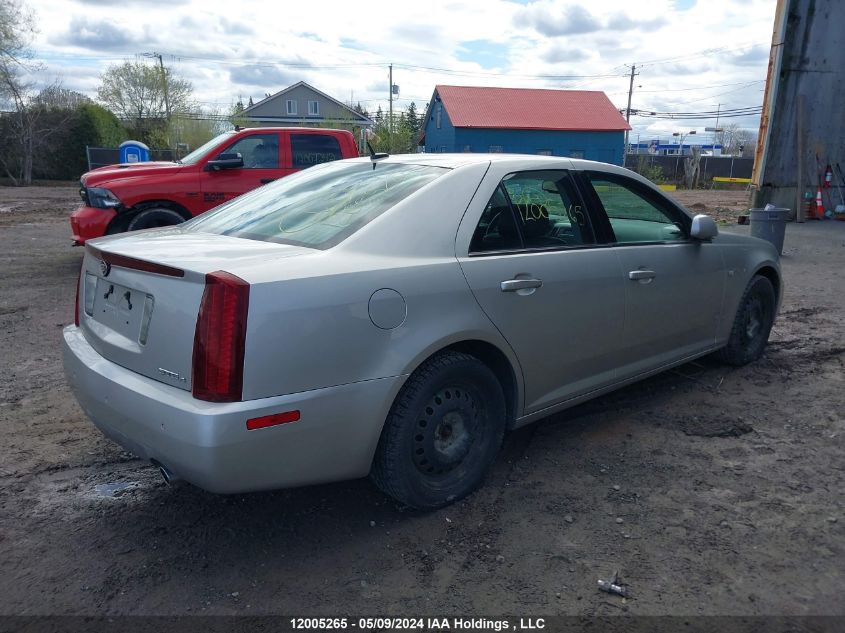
[126,207,186,232]
[718,275,776,366]
[370,351,506,510]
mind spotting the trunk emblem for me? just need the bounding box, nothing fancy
[100,259,111,277]
[158,368,186,382]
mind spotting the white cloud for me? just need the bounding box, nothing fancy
[24,0,776,138]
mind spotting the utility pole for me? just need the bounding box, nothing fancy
[623,64,638,167]
[145,52,172,147]
[714,103,721,152]
[149,52,171,122]
[388,63,393,136]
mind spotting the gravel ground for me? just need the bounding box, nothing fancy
[0,186,842,617]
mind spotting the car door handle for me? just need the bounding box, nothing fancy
[500,278,543,292]
[628,270,657,280]
[260,178,277,184]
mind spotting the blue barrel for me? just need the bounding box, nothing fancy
[119,140,150,164]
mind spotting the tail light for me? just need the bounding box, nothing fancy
[74,267,82,326]
[192,271,250,402]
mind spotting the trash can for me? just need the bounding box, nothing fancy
[749,206,789,255]
[119,140,150,164]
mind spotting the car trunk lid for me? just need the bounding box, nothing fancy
[79,229,313,392]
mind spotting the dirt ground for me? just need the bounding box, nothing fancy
[0,186,843,617]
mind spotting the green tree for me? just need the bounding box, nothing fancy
[34,101,126,180]
[405,102,419,138]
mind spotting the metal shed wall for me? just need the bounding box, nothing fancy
[754,0,845,211]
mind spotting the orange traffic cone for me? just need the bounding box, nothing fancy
[814,188,824,219]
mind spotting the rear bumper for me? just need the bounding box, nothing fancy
[70,206,116,245]
[62,325,403,493]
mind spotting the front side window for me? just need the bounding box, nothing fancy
[184,162,448,249]
[290,134,342,168]
[586,173,687,243]
[470,170,593,253]
[222,133,279,169]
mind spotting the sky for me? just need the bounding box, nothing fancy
[22,0,776,142]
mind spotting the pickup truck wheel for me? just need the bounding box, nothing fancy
[126,207,186,232]
[718,275,776,366]
[371,351,506,510]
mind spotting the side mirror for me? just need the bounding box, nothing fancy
[690,214,718,240]
[206,152,243,171]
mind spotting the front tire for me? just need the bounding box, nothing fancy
[370,351,506,510]
[718,275,776,366]
[126,207,186,232]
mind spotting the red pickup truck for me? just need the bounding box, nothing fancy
[71,127,358,244]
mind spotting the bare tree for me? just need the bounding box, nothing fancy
[0,0,34,74]
[97,60,193,122]
[0,0,50,185]
[717,124,757,157]
[0,77,74,185]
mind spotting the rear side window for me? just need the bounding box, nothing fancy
[291,134,342,168]
[470,170,594,254]
[184,162,449,249]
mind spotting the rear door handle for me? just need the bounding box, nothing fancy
[628,270,657,281]
[260,178,277,184]
[501,278,543,292]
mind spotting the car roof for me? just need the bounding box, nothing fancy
[344,153,638,174]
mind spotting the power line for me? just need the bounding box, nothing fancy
[633,41,767,68]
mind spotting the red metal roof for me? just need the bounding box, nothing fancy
[434,85,631,132]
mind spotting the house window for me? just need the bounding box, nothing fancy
[286,100,297,115]
[537,149,552,156]
[569,150,585,159]
[462,145,472,153]
[438,145,447,153]
[436,105,442,129]
[489,145,504,153]
[308,100,319,116]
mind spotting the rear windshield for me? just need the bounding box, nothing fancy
[183,161,449,249]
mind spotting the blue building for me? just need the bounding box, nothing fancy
[420,85,630,165]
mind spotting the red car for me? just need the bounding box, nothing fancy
[71,127,359,244]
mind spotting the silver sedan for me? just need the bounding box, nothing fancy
[63,154,781,509]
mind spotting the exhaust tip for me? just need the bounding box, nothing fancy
[153,461,182,486]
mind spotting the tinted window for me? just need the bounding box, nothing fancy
[184,162,448,249]
[587,173,686,243]
[469,185,522,253]
[223,134,279,169]
[291,134,342,168]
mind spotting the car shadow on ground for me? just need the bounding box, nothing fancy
[69,355,724,549]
